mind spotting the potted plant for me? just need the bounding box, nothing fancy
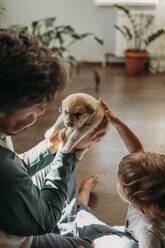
[10,17,103,90]
[114,4,165,75]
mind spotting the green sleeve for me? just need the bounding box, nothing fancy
[18,139,55,176]
[0,149,79,236]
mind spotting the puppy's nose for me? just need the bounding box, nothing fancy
[66,122,74,127]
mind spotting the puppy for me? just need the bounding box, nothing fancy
[45,93,111,159]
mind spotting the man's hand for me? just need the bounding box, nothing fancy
[46,132,66,154]
[72,115,109,158]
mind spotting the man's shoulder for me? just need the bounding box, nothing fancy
[0,146,26,182]
[0,144,15,160]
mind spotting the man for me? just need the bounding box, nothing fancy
[0,29,108,248]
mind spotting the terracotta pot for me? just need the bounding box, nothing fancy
[124,50,149,76]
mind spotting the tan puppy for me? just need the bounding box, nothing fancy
[45,93,111,159]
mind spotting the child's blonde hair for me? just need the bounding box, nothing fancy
[118,152,165,219]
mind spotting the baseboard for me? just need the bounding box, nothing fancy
[80,57,125,66]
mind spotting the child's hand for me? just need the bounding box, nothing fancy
[99,98,121,127]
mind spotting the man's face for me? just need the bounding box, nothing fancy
[0,102,46,136]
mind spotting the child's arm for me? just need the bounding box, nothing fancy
[100,99,144,154]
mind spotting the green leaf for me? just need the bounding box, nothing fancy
[51,46,66,53]
[144,29,165,46]
[78,32,104,45]
[81,32,92,38]
[0,6,5,17]
[80,62,101,90]
[114,4,138,42]
[66,55,78,66]
[114,25,127,41]
[93,70,100,90]
[56,31,64,45]
[114,4,130,15]
[123,25,132,40]
[9,24,28,34]
[71,33,81,39]
[44,17,56,28]
[144,15,154,30]
[32,21,40,36]
[57,25,75,33]
[94,36,104,45]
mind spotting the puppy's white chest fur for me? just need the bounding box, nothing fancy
[45,93,110,159]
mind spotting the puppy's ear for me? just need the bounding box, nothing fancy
[86,104,95,115]
[59,105,62,113]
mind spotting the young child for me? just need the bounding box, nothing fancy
[101,99,165,248]
[117,152,165,248]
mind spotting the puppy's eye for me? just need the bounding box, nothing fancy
[64,110,68,115]
[74,112,81,119]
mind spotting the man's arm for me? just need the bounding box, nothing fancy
[0,147,78,236]
[100,99,144,154]
[18,132,62,176]
[1,123,108,236]
[18,139,56,176]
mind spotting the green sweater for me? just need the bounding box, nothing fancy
[0,139,79,236]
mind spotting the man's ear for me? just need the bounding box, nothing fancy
[86,104,95,115]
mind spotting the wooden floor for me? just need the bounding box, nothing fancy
[13,65,165,226]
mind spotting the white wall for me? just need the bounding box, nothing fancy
[0,0,153,62]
